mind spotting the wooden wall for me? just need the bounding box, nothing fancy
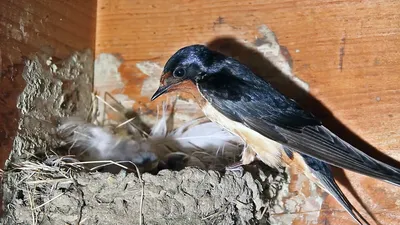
[96,0,400,224]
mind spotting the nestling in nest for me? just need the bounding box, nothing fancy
[55,94,245,174]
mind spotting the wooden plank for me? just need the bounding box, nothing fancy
[0,0,97,69]
[96,0,400,224]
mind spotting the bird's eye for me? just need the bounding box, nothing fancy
[173,67,186,78]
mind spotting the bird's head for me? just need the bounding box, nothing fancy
[151,44,223,101]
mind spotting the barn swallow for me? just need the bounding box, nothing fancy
[151,44,400,224]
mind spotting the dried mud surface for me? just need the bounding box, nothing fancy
[3,167,287,225]
[1,49,288,225]
[7,49,94,165]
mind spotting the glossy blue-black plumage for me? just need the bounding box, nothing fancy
[161,44,400,187]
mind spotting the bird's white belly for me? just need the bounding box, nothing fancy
[201,103,283,168]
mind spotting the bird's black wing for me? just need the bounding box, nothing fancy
[198,69,400,186]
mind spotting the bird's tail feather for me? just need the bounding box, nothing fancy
[314,169,369,225]
[301,154,370,225]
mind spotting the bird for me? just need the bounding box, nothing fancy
[150,44,400,225]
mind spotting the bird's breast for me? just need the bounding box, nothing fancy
[201,103,283,168]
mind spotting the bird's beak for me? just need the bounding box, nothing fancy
[151,72,172,101]
[151,85,170,101]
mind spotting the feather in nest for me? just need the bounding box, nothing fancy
[56,95,244,174]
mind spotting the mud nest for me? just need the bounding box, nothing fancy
[1,49,289,225]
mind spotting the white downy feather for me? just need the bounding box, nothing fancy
[57,118,158,173]
[57,102,244,173]
[150,104,169,138]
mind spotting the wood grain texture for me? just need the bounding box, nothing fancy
[96,0,400,224]
[0,0,97,169]
[0,0,97,69]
